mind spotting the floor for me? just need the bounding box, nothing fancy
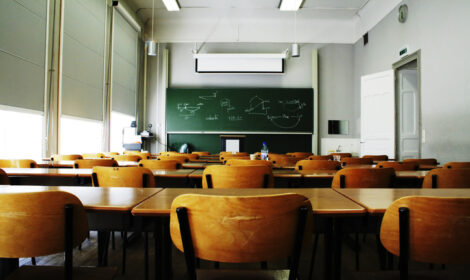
[19,231,468,280]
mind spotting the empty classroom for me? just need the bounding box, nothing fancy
[1,0,470,280]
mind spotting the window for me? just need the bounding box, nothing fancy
[110,111,135,153]
[0,106,43,159]
[59,115,103,154]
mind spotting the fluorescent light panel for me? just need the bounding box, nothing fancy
[162,0,180,11]
[279,0,302,11]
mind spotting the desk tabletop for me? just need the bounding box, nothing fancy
[187,169,302,179]
[37,160,139,168]
[0,185,162,212]
[335,188,470,214]
[151,169,195,178]
[2,168,93,177]
[132,188,366,217]
[182,162,221,169]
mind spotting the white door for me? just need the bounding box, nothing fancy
[397,69,420,160]
[360,70,395,158]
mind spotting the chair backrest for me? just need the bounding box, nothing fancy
[330,153,352,159]
[139,159,181,170]
[308,155,333,161]
[331,168,395,188]
[138,152,152,160]
[185,153,199,160]
[422,168,470,188]
[295,160,341,171]
[376,161,419,171]
[74,159,117,169]
[380,196,470,264]
[225,159,273,168]
[170,193,312,263]
[0,191,88,258]
[443,162,470,169]
[268,154,291,166]
[362,155,389,161]
[159,151,180,156]
[157,155,189,163]
[220,151,248,156]
[82,153,105,159]
[192,151,210,156]
[51,154,83,161]
[403,158,437,165]
[286,152,312,159]
[92,166,155,188]
[0,168,10,185]
[0,159,38,168]
[341,157,373,166]
[219,154,249,161]
[104,152,120,157]
[112,154,142,162]
[202,165,274,188]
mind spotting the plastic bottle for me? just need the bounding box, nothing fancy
[261,142,269,160]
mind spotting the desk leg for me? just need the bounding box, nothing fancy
[333,218,343,280]
[98,230,110,266]
[324,217,333,280]
[161,217,172,280]
[154,219,162,280]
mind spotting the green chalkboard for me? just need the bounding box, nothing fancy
[166,88,313,132]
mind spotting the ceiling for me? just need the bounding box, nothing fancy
[124,0,400,44]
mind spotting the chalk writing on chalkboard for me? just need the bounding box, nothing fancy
[177,103,201,119]
[267,113,303,129]
[279,99,307,112]
[199,91,217,100]
[220,98,236,112]
[245,95,270,115]
[228,115,243,121]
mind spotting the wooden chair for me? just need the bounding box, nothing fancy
[139,159,181,170]
[331,168,395,189]
[225,159,273,168]
[403,158,438,165]
[219,151,248,156]
[380,196,470,280]
[341,157,373,166]
[330,152,352,159]
[0,191,117,279]
[295,160,341,171]
[51,154,83,161]
[202,165,274,188]
[422,168,470,188]
[219,154,249,162]
[158,155,189,163]
[112,155,142,162]
[74,159,118,169]
[104,152,119,158]
[376,161,418,171]
[92,167,155,188]
[92,166,155,274]
[286,152,313,159]
[362,155,389,161]
[443,162,470,169]
[268,154,292,166]
[308,155,333,161]
[170,193,312,280]
[0,168,9,185]
[192,151,210,156]
[185,153,199,161]
[82,153,105,159]
[0,159,38,168]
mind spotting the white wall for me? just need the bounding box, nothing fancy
[145,42,358,153]
[354,0,470,163]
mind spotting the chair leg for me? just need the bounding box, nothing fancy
[145,232,149,280]
[308,234,319,280]
[122,231,127,274]
[260,261,267,269]
[112,231,115,250]
[376,234,387,270]
[355,234,360,271]
[214,261,219,269]
[31,257,36,266]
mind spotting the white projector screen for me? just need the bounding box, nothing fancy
[195,54,285,73]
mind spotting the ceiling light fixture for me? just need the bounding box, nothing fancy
[279,0,303,11]
[291,12,299,57]
[162,0,180,11]
[146,0,157,56]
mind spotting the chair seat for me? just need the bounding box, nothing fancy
[196,269,290,280]
[7,266,118,280]
[352,270,468,280]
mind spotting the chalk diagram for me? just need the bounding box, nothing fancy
[177,103,203,120]
[267,113,303,128]
[245,95,270,115]
[220,98,236,113]
[199,91,217,100]
[278,99,307,112]
[228,115,243,121]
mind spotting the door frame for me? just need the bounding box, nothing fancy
[392,50,422,159]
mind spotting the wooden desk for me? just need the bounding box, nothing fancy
[37,160,139,168]
[152,169,195,188]
[132,188,365,280]
[181,162,221,169]
[335,188,470,214]
[0,185,162,270]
